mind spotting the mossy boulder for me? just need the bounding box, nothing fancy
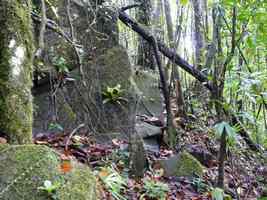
[0,144,99,200]
[156,151,205,177]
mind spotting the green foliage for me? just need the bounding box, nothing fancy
[102,84,128,105]
[214,121,238,147]
[53,57,69,73]
[191,177,209,193]
[38,180,60,199]
[211,187,224,200]
[48,122,64,132]
[98,166,127,200]
[180,0,189,6]
[141,178,169,200]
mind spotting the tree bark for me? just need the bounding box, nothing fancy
[163,0,186,118]
[135,0,155,70]
[191,0,205,69]
[0,0,34,144]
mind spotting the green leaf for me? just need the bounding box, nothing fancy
[48,123,64,132]
[211,187,224,200]
[180,0,188,6]
[214,121,237,146]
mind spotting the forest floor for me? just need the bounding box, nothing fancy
[33,112,267,200]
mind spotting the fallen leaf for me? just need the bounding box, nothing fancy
[99,168,109,178]
[0,137,7,144]
[60,160,72,173]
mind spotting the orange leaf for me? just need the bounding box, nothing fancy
[99,169,109,178]
[60,160,72,173]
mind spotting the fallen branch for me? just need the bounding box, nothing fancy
[118,10,215,93]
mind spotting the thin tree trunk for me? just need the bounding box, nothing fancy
[152,37,177,148]
[136,0,155,70]
[163,0,186,118]
[191,0,205,69]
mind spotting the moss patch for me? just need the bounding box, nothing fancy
[0,145,99,200]
[156,151,205,178]
[0,0,34,144]
[175,151,204,177]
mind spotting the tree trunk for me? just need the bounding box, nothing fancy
[0,0,34,144]
[136,0,155,70]
[192,0,205,69]
[163,0,186,118]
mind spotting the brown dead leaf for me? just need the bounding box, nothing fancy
[99,168,109,178]
[0,137,7,144]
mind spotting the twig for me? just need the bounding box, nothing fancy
[65,123,85,152]
[31,12,82,48]
[120,4,141,12]
[65,0,86,85]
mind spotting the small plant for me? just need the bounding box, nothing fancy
[191,177,209,193]
[214,121,238,147]
[211,187,224,200]
[98,166,127,200]
[102,84,128,105]
[38,180,60,199]
[141,178,169,200]
[48,122,64,132]
[53,57,69,73]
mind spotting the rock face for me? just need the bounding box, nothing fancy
[33,1,135,135]
[133,70,162,116]
[0,145,98,200]
[156,151,204,177]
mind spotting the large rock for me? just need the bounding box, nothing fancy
[135,122,161,138]
[132,69,163,116]
[32,1,134,135]
[156,151,205,177]
[0,145,99,200]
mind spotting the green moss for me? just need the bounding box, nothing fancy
[175,151,204,177]
[62,103,77,122]
[0,144,99,200]
[0,0,34,144]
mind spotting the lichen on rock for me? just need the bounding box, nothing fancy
[0,144,99,200]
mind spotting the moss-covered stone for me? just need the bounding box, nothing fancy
[0,0,34,144]
[175,151,204,177]
[0,145,99,200]
[157,151,205,178]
